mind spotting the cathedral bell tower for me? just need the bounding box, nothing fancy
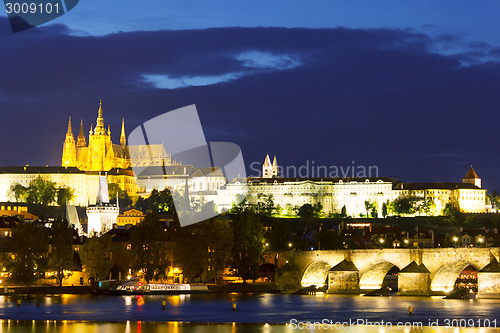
[87,100,116,171]
[62,117,77,167]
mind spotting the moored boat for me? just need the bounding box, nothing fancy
[109,281,210,295]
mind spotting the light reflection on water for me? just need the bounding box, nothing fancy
[0,294,498,331]
[0,321,499,333]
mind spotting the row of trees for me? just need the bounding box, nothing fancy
[9,176,73,206]
[9,177,135,208]
[381,197,437,217]
[359,197,440,218]
[232,194,325,219]
[243,194,456,219]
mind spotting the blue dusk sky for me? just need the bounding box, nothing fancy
[1,1,500,189]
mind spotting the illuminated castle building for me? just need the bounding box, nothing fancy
[214,158,487,216]
[62,100,177,172]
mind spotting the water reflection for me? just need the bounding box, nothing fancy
[124,296,133,307]
[0,321,498,333]
[167,294,189,306]
[0,294,499,326]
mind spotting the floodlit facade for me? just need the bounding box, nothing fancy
[392,167,486,214]
[218,176,393,217]
[0,166,136,207]
[215,160,487,216]
[117,208,145,226]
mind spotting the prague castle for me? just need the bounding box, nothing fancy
[0,100,490,219]
[62,100,176,172]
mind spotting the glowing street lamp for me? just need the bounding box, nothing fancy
[288,243,293,248]
[379,238,385,248]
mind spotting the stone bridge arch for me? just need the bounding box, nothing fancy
[423,248,495,293]
[301,261,331,288]
[430,261,479,292]
[358,261,400,290]
[359,261,399,290]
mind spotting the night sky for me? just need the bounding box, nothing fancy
[1,1,500,190]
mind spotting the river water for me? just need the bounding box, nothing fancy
[0,293,499,332]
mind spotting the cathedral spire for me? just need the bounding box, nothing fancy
[66,117,73,137]
[94,99,106,135]
[272,156,279,177]
[120,118,126,147]
[77,119,87,148]
[62,117,77,167]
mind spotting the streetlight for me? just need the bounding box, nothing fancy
[288,243,293,248]
[379,238,385,248]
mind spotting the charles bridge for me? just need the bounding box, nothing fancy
[272,247,500,298]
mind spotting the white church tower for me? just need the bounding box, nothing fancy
[262,154,279,178]
[86,175,119,236]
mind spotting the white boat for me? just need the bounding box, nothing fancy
[113,281,210,294]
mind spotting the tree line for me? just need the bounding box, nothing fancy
[9,176,73,206]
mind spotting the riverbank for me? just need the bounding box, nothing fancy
[1,283,279,295]
[1,286,91,295]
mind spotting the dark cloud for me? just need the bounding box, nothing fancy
[1,17,500,190]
